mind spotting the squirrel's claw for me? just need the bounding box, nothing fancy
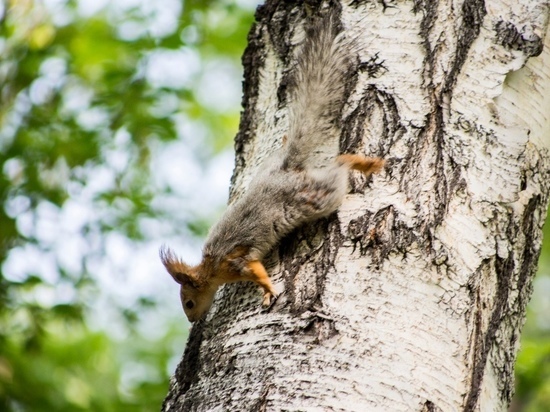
[262,291,279,307]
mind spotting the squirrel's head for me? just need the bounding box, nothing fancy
[159,246,217,322]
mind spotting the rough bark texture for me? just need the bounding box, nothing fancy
[163,1,550,411]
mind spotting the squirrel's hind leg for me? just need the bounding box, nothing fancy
[245,260,278,306]
[337,154,385,176]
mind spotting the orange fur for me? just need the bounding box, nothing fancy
[337,154,385,175]
[245,261,277,306]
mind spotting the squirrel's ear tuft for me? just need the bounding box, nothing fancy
[159,245,197,286]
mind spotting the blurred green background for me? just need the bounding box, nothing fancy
[0,1,548,411]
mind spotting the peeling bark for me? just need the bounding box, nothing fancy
[163,1,550,411]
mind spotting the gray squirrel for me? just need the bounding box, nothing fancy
[160,12,385,322]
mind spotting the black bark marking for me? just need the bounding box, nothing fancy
[302,315,339,343]
[161,320,206,411]
[264,3,300,62]
[280,216,344,314]
[444,0,486,94]
[502,194,543,399]
[348,207,390,257]
[341,85,403,157]
[312,218,344,309]
[269,3,302,111]
[347,212,374,254]
[495,21,544,57]
[350,0,397,10]
[464,266,486,412]
[280,220,325,311]
[464,256,512,411]
[230,8,269,200]
[422,400,443,412]
[347,206,417,267]
[358,52,388,78]
[518,195,542,306]
[406,0,486,236]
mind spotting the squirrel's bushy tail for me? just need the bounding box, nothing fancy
[284,12,354,169]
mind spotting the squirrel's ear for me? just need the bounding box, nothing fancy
[173,272,199,289]
[159,245,198,287]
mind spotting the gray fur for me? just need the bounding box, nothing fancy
[285,13,353,169]
[203,13,354,265]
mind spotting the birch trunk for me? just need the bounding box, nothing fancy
[163,1,550,411]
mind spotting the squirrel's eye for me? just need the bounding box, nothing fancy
[185,300,195,309]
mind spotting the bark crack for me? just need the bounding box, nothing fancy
[494,20,544,57]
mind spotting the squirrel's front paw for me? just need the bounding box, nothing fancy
[262,291,278,307]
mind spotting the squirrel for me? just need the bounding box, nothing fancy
[160,12,385,323]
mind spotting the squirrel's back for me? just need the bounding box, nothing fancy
[204,157,348,263]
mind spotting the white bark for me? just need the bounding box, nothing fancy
[163,1,550,411]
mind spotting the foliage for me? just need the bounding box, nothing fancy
[0,318,183,411]
[0,0,255,410]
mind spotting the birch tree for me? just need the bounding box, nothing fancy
[162,1,550,410]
